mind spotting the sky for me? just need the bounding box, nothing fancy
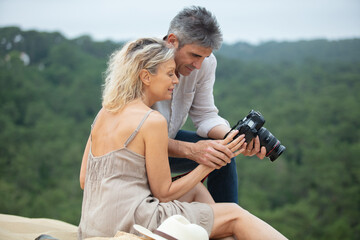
[0,0,359,44]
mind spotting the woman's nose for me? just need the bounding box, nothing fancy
[173,75,179,84]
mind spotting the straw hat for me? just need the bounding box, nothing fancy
[133,215,208,240]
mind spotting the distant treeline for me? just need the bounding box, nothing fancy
[1,27,359,239]
[219,39,360,63]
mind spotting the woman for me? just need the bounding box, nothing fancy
[78,38,287,240]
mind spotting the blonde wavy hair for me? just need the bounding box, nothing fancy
[102,38,175,112]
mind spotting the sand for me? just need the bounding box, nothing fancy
[0,213,149,240]
[0,213,77,240]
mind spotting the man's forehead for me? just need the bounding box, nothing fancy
[183,43,212,56]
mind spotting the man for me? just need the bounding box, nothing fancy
[153,6,266,203]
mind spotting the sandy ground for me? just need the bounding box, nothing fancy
[0,213,149,240]
[0,213,78,240]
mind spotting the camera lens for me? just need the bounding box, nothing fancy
[258,127,286,161]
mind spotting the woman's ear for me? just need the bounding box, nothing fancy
[167,33,179,49]
[140,69,151,86]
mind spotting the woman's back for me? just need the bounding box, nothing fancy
[78,106,158,239]
[91,103,152,158]
[78,103,214,239]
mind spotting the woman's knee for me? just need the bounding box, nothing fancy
[193,183,215,203]
[226,203,245,213]
[214,203,250,224]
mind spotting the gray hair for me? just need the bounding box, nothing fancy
[167,6,223,50]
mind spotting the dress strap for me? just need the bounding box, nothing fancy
[124,110,154,147]
[90,110,102,147]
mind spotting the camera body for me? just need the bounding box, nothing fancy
[229,110,286,161]
[232,110,265,143]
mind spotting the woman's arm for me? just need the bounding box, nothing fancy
[144,112,244,202]
[79,135,91,189]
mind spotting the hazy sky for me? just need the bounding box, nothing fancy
[0,0,359,44]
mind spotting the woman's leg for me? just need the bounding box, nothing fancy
[177,183,215,204]
[210,203,287,240]
[177,184,235,240]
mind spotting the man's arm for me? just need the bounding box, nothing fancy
[207,123,231,139]
[168,137,233,169]
[168,124,266,167]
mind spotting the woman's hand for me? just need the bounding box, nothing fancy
[219,130,246,158]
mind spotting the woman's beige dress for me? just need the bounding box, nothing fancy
[78,110,214,239]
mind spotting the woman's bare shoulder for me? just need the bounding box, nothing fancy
[145,110,167,128]
[133,110,165,136]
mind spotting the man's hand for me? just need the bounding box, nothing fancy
[189,130,246,169]
[242,136,266,159]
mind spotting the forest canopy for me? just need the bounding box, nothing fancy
[0,27,359,239]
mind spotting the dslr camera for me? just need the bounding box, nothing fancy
[226,110,285,161]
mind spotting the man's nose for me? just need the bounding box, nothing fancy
[193,59,204,69]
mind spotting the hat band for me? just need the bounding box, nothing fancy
[153,229,177,240]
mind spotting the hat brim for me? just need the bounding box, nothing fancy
[133,224,167,240]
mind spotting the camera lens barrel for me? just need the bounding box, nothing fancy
[228,110,286,161]
[258,127,286,161]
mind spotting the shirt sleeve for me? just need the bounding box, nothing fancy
[188,54,230,138]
